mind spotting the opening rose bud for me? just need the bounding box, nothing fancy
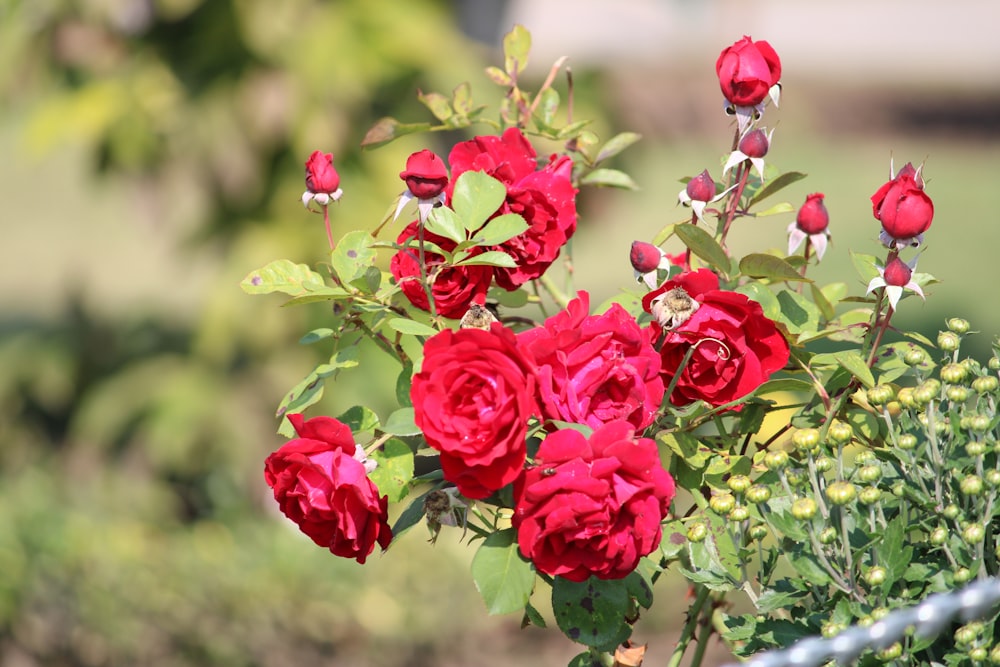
[716,35,782,108]
[871,162,933,245]
[399,149,449,200]
[883,256,913,287]
[304,150,341,194]
[685,170,717,203]
[796,193,829,234]
[630,241,663,274]
[738,129,770,158]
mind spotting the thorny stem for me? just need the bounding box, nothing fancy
[666,584,711,667]
[719,162,751,247]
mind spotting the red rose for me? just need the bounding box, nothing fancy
[716,35,782,107]
[411,323,539,499]
[871,163,934,244]
[390,221,493,319]
[685,169,717,203]
[738,128,770,158]
[512,421,676,581]
[517,291,664,431]
[796,192,829,234]
[642,269,789,408]
[304,150,341,194]
[399,149,449,199]
[264,414,391,563]
[447,128,577,290]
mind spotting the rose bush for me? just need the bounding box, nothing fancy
[512,421,675,582]
[642,269,789,407]
[410,322,538,499]
[264,414,391,564]
[517,291,664,430]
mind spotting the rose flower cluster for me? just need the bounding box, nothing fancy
[264,36,796,581]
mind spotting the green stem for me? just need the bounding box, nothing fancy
[688,602,716,667]
[323,204,335,250]
[666,585,711,667]
[537,273,571,310]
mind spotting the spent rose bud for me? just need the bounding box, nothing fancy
[739,129,770,158]
[871,162,934,246]
[716,35,782,107]
[630,241,663,274]
[797,193,829,234]
[399,149,449,199]
[686,170,717,202]
[302,150,343,207]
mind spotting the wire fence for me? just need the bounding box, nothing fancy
[722,578,1000,667]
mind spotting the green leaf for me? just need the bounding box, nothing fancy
[736,281,781,321]
[388,318,438,337]
[280,286,351,307]
[337,405,380,434]
[274,350,361,435]
[624,568,654,610]
[330,231,377,284]
[850,251,881,283]
[241,259,325,296]
[754,378,814,395]
[834,350,876,389]
[579,168,638,190]
[595,132,642,164]
[484,66,512,87]
[424,206,466,244]
[739,253,811,283]
[470,213,528,246]
[417,90,453,122]
[455,250,517,268]
[674,223,730,274]
[552,577,632,651]
[451,171,506,230]
[299,328,335,345]
[776,289,821,336]
[787,551,832,585]
[534,88,559,127]
[503,24,532,75]
[748,171,807,207]
[810,283,836,322]
[556,119,593,140]
[522,602,547,629]
[396,362,413,408]
[361,117,433,149]
[369,438,415,503]
[388,488,433,543]
[451,82,474,116]
[660,520,688,560]
[471,529,535,615]
[753,202,795,217]
[382,407,420,436]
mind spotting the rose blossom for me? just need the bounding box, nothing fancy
[302,150,343,207]
[399,149,449,199]
[787,192,831,260]
[447,127,577,290]
[642,269,789,407]
[264,413,391,563]
[871,162,934,247]
[411,323,539,499]
[517,291,664,431]
[390,221,493,319]
[716,35,782,108]
[512,421,676,582]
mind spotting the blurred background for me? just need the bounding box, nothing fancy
[1,0,998,665]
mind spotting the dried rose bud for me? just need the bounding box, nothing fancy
[629,241,663,274]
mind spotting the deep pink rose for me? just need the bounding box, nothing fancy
[447,128,577,290]
[871,163,934,243]
[399,149,449,199]
[796,193,829,234]
[304,150,341,194]
[642,269,789,408]
[264,414,391,563]
[512,421,676,581]
[390,221,493,319]
[739,128,770,158]
[517,291,664,431]
[716,35,782,107]
[411,323,539,499]
[685,169,717,203]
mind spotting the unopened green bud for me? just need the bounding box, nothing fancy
[897,387,917,408]
[792,428,821,452]
[986,470,1000,487]
[943,504,961,520]
[966,440,987,457]
[827,421,853,445]
[938,331,961,351]
[857,465,882,483]
[818,526,837,544]
[728,506,750,522]
[745,484,772,504]
[853,449,875,464]
[763,450,789,471]
[748,525,768,541]
[897,433,918,450]
[990,643,1000,664]
[904,348,927,366]
[826,481,857,506]
[961,475,985,496]
[821,622,845,638]
[914,382,940,406]
[686,523,708,543]
[946,385,970,402]
[785,468,808,487]
[970,414,992,433]
[884,400,902,417]
[972,376,999,393]
[954,566,973,584]
[814,456,834,473]
[876,642,902,662]
[947,318,971,334]
[969,647,988,662]
[865,566,887,586]
[941,363,968,384]
[989,357,1000,371]
[955,623,980,646]
[791,497,818,520]
[727,474,752,494]
[859,486,882,505]
[963,523,985,544]
[867,384,895,406]
[930,526,948,545]
[710,493,736,514]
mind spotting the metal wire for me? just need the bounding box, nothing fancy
[722,578,1000,667]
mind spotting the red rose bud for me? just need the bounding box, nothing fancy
[796,193,829,234]
[871,165,934,241]
[304,150,341,194]
[630,241,663,274]
[739,129,770,158]
[686,170,717,202]
[883,257,913,287]
[716,35,782,107]
[399,149,449,199]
